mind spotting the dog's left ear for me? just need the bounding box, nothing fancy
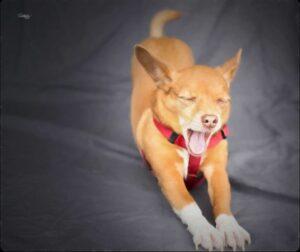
[216,49,242,86]
[134,45,173,84]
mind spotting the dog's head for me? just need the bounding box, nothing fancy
[135,46,241,156]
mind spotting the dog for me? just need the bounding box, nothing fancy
[130,10,251,251]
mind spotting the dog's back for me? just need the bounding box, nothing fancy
[130,10,194,138]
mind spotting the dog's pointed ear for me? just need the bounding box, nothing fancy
[216,49,242,86]
[134,45,172,84]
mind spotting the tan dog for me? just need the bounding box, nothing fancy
[130,10,251,251]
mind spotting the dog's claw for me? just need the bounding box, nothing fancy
[245,233,251,244]
[232,243,237,251]
[242,244,245,251]
[220,245,224,251]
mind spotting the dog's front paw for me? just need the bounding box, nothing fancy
[215,214,251,251]
[188,217,224,251]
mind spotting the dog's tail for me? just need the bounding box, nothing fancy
[150,9,181,38]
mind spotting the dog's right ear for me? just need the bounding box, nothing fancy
[216,49,242,87]
[134,45,172,84]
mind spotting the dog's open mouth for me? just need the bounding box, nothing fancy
[186,129,211,156]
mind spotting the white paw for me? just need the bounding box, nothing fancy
[174,203,224,251]
[189,218,224,251]
[215,214,251,251]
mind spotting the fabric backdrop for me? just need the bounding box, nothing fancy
[2,0,299,250]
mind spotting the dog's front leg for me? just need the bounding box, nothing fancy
[202,142,251,250]
[148,151,224,251]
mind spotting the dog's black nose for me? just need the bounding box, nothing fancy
[201,114,218,129]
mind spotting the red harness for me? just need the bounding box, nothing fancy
[141,118,229,190]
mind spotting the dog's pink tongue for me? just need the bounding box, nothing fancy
[188,131,206,155]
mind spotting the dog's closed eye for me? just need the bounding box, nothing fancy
[178,95,196,101]
[173,90,196,102]
[216,97,231,105]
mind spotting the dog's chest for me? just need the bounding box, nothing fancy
[174,148,206,190]
[176,149,207,177]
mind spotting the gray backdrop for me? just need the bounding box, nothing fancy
[2,0,299,250]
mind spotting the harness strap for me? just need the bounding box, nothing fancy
[150,117,228,190]
[169,132,179,144]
